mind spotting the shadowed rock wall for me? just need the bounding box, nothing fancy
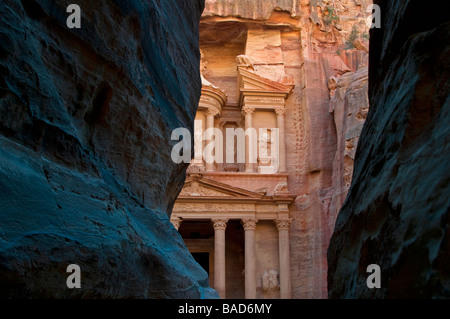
[328,0,450,298]
[0,0,218,298]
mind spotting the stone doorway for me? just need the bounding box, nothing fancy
[178,220,215,288]
[178,219,246,298]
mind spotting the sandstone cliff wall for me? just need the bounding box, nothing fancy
[328,67,369,246]
[0,0,217,298]
[202,0,371,298]
[328,1,450,298]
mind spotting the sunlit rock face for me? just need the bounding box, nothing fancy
[0,0,218,298]
[328,1,450,298]
[201,0,371,298]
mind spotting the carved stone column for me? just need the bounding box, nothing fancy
[241,218,257,299]
[274,106,287,173]
[212,218,228,298]
[205,108,218,172]
[217,119,227,172]
[192,119,204,168]
[242,106,256,173]
[275,218,292,299]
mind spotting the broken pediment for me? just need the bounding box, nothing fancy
[238,68,294,94]
[236,65,294,107]
[180,181,232,197]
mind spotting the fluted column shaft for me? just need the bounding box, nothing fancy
[242,218,257,299]
[212,218,228,298]
[275,107,287,173]
[275,218,292,299]
[205,108,216,172]
[242,106,255,173]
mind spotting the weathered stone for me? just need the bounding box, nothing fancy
[203,0,303,20]
[328,67,369,235]
[352,38,369,53]
[0,0,218,298]
[328,1,450,298]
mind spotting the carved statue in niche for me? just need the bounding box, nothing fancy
[223,122,240,172]
[328,76,338,99]
[274,180,289,194]
[200,49,207,73]
[258,129,277,174]
[200,49,217,88]
[236,54,255,71]
[187,164,205,174]
[184,181,202,196]
[262,269,280,294]
[258,129,272,164]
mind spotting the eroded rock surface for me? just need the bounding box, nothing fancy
[0,0,217,298]
[328,67,369,237]
[328,1,450,298]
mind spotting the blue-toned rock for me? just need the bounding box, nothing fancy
[0,0,217,298]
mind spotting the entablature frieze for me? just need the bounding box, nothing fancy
[173,202,256,213]
[172,201,293,221]
[240,92,289,111]
[243,95,285,106]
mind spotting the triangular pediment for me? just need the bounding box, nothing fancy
[179,176,263,199]
[238,68,293,94]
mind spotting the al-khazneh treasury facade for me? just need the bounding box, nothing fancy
[171,4,370,299]
[171,28,297,299]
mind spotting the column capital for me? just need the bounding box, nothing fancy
[170,216,182,231]
[241,106,255,115]
[241,218,258,231]
[275,218,292,231]
[212,218,228,230]
[218,118,228,129]
[206,107,220,117]
[274,106,286,115]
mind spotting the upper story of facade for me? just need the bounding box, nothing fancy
[190,28,295,179]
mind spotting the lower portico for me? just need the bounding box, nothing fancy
[171,173,294,299]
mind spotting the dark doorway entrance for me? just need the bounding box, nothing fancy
[192,252,210,275]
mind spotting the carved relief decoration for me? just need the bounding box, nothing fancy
[262,269,280,294]
[211,218,228,230]
[179,181,233,197]
[241,218,258,231]
[275,219,292,231]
